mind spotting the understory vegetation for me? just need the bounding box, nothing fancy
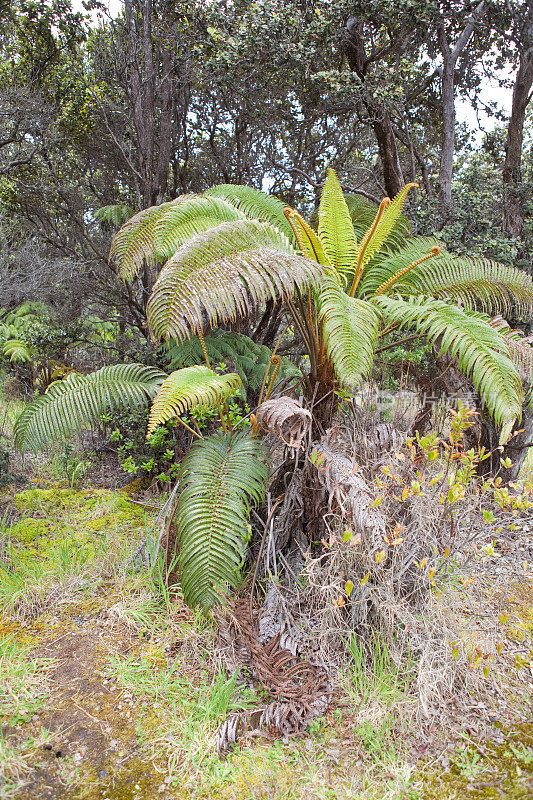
[1,1,533,798]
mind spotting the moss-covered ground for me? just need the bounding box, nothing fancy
[0,487,531,799]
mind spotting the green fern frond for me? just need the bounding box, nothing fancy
[358,239,533,315]
[2,339,32,363]
[490,317,533,407]
[285,208,331,265]
[318,277,380,386]
[147,219,323,342]
[357,237,442,297]
[147,366,241,436]
[409,252,533,317]
[13,364,165,452]
[153,196,247,264]
[163,330,301,391]
[176,430,268,609]
[94,204,135,228]
[376,295,523,427]
[110,195,196,282]
[205,184,296,244]
[318,169,358,275]
[344,194,411,253]
[355,183,417,275]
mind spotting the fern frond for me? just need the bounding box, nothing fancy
[147,366,241,436]
[147,219,323,342]
[110,195,195,282]
[318,169,358,275]
[344,194,411,252]
[2,339,32,363]
[176,430,268,609]
[355,183,417,277]
[205,184,296,243]
[94,204,134,227]
[13,364,165,452]
[163,330,300,391]
[409,252,533,317]
[153,196,246,264]
[490,317,533,389]
[356,237,443,296]
[376,295,523,427]
[318,278,380,386]
[284,208,331,265]
[359,239,533,316]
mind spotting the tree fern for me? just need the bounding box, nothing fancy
[146,219,323,342]
[147,366,242,436]
[376,295,524,428]
[94,204,135,228]
[205,184,296,244]
[13,364,165,452]
[175,430,268,609]
[2,339,32,363]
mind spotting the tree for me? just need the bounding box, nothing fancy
[14,170,533,609]
[502,0,533,239]
[18,171,533,442]
[435,1,488,214]
[344,14,407,198]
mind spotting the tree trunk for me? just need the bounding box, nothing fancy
[502,4,533,239]
[437,55,455,214]
[474,408,533,482]
[371,104,405,198]
[345,17,405,199]
[436,2,486,218]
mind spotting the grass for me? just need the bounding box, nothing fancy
[0,487,154,619]
[107,654,259,783]
[346,633,413,708]
[0,636,55,798]
[0,486,531,799]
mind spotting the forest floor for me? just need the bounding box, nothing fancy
[0,477,531,800]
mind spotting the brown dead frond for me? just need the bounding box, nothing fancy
[215,598,333,756]
[255,397,312,449]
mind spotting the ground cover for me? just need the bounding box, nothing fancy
[0,485,531,799]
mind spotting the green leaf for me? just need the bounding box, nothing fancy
[2,339,32,363]
[355,183,417,274]
[110,195,196,282]
[94,204,134,228]
[318,277,380,386]
[153,196,246,264]
[361,237,533,316]
[376,295,524,428]
[146,219,323,342]
[13,364,165,452]
[163,330,300,391]
[205,184,296,243]
[344,193,411,252]
[176,430,268,609]
[318,169,358,275]
[147,366,241,436]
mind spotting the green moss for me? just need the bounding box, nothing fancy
[419,723,533,799]
[9,517,52,542]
